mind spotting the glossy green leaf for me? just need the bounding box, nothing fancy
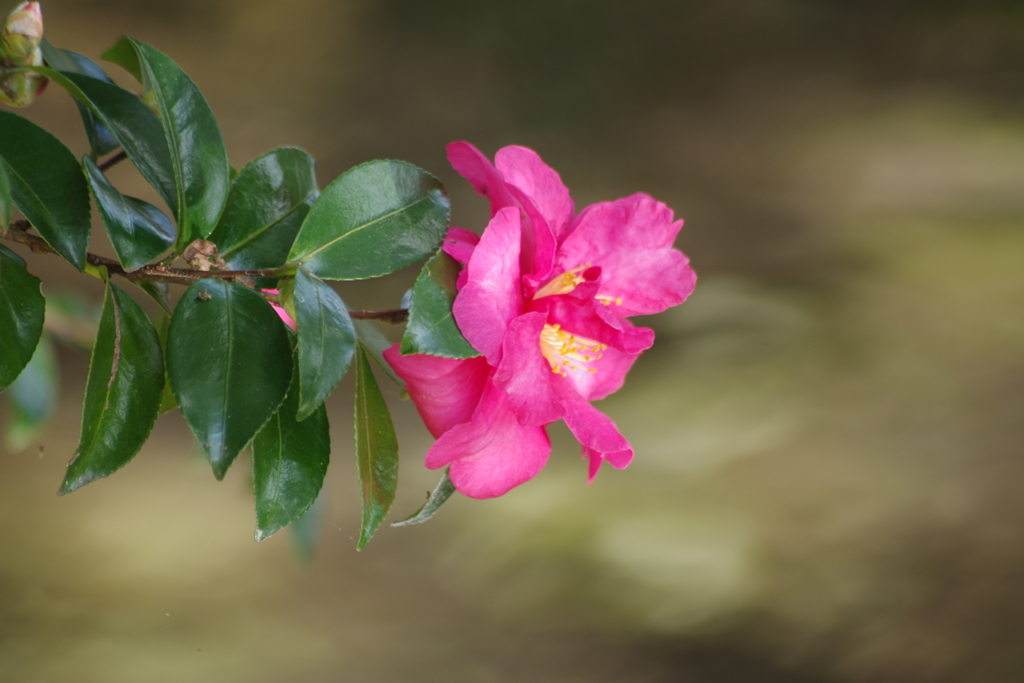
[4,332,57,452]
[252,355,330,542]
[60,284,164,494]
[103,37,230,246]
[400,250,479,358]
[84,156,174,271]
[209,147,318,270]
[290,268,355,420]
[0,112,91,271]
[40,39,120,157]
[354,344,398,549]
[153,311,176,415]
[391,469,456,527]
[135,280,171,316]
[167,280,292,479]
[352,319,404,388]
[0,243,45,392]
[37,68,177,217]
[287,160,449,280]
[0,161,10,231]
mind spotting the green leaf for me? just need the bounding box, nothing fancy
[0,161,10,231]
[0,243,45,392]
[60,284,164,494]
[4,332,58,452]
[391,469,456,527]
[290,268,355,420]
[400,250,479,358]
[83,156,174,271]
[135,280,171,316]
[152,310,176,415]
[352,319,403,387]
[354,343,398,549]
[40,39,120,157]
[103,37,230,246]
[287,160,449,280]
[252,354,330,542]
[209,147,318,270]
[0,112,91,271]
[167,280,292,479]
[37,69,178,217]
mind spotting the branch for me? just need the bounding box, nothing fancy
[97,150,129,172]
[1,220,410,323]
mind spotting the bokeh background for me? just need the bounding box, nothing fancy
[3,0,1024,681]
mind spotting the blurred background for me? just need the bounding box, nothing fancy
[2,0,1024,680]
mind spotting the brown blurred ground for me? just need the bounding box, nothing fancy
[2,1,1024,681]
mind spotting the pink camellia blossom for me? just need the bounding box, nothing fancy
[262,289,296,331]
[383,143,696,498]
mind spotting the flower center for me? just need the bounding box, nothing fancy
[539,324,606,376]
[533,264,590,299]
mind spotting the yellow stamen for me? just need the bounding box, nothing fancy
[533,264,591,299]
[539,324,607,376]
[595,294,623,306]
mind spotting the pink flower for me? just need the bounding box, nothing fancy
[384,143,696,498]
[262,289,296,331]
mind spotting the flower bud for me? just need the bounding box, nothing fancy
[1,2,43,64]
[0,2,46,107]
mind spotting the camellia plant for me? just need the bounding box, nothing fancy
[0,3,695,548]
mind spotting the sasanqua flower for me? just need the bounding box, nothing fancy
[384,143,695,498]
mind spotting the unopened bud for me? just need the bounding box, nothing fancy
[2,2,43,64]
[0,2,46,107]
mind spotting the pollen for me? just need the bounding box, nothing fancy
[533,264,591,299]
[595,294,623,306]
[539,323,607,376]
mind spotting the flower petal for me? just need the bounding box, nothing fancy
[493,311,564,427]
[426,383,551,498]
[582,446,633,484]
[554,378,632,455]
[442,227,479,265]
[494,145,575,242]
[446,141,518,212]
[383,345,490,438]
[447,141,555,279]
[452,207,523,364]
[560,194,696,316]
[545,299,652,400]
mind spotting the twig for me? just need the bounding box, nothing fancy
[1,220,410,323]
[97,150,129,172]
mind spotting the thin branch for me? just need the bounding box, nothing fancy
[1,220,410,323]
[97,150,129,172]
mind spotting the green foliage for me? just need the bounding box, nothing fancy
[287,160,449,280]
[252,352,330,541]
[0,31,464,548]
[40,68,178,218]
[354,344,399,550]
[0,111,91,270]
[84,156,174,270]
[103,37,230,247]
[401,250,479,358]
[0,161,10,231]
[39,39,119,157]
[167,280,293,480]
[209,147,318,271]
[0,243,45,392]
[289,268,356,420]
[60,283,164,494]
[392,470,456,527]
